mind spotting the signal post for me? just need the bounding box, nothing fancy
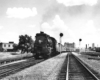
[59,33,63,54]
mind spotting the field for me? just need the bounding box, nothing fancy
[80,51,100,56]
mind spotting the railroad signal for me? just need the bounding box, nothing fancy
[79,38,82,53]
[60,33,63,37]
[79,38,82,42]
[59,33,63,54]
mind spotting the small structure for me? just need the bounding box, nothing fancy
[0,42,16,52]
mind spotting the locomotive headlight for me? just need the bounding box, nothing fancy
[39,40,42,43]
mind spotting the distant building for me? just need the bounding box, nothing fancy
[86,44,87,49]
[64,42,75,51]
[92,43,95,48]
[0,43,3,51]
[0,42,16,52]
[56,43,66,52]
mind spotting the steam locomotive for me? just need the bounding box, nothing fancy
[33,31,59,59]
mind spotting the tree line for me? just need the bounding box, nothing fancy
[14,34,34,53]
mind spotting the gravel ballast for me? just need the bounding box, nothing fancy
[1,53,67,80]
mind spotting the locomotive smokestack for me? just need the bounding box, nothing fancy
[40,31,44,34]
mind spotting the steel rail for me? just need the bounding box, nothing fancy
[0,57,34,66]
[0,57,35,69]
[57,53,68,80]
[66,53,69,80]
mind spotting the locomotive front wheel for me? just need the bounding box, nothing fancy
[34,54,39,59]
[42,53,49,59]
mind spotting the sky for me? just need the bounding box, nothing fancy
[0,0,100,48]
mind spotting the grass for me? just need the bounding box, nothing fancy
[80,51,100,56]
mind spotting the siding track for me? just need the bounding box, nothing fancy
[68,53,99,80]
[57,52,99,80]
[0,58,44,79]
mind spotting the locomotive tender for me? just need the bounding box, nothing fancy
[34,31,59,59]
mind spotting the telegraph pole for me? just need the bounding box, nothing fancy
[59,33,63,54]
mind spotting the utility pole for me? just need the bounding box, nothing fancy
[85,44,87,52]
[59,33,63,54]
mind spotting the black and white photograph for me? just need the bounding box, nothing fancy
[0,0,100,80]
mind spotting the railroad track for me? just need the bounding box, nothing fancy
[0,57,44,79]
[57,52,100,80]
[57,54,68,80]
